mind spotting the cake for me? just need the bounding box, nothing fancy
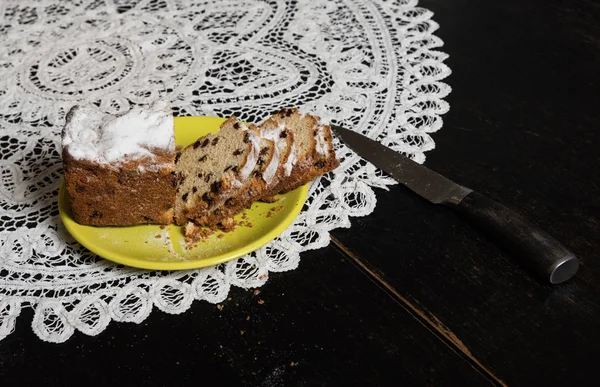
[61,103,340,236]
[180,108,339,234]
[61,101,176,226]
[173,117,275,227]
[257,119,295,202]
[261,108,339,195]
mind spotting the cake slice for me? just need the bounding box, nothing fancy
[257,118,295,202]
[61,101,176,226]
[193,126,276,227]
[173,117,275,227]
[263,108,339,195]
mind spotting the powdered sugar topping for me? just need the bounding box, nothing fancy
[315,125,329,156]
[239,128,261,180]
[283,141,296,176]
[260,127,285,185]
[62,101,175,163]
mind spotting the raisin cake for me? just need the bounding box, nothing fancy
[61,103,340,235]
[181,109,339,234]
[173,117,275,227]
[61,101,176,226]
[262,108,339,195]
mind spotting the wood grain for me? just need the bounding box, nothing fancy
[332,237,507,387]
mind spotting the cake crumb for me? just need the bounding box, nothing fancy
[217,218,238,232]
[253,289,261,296]
[217,304,224,311]
[290,362,296,367]
[227,297,232,301]
[217,234,225,239]
[257,299,265,305]
[237,220,254,228]
[240,330,245,335]
[246,316,250,321]
[185,225,217,248]
[266,205,285,218]
[155,234,161,239]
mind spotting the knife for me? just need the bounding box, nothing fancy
[330,125,578,284]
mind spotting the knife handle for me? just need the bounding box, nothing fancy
[447,191,578,284]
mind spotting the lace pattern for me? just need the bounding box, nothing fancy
[0,0,451,342]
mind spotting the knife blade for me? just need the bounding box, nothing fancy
[331,124,579,284]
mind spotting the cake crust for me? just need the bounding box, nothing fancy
[63,151,176,226]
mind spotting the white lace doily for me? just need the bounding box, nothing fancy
[0,0,451,343]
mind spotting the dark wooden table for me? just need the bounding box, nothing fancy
[2,0,599,385]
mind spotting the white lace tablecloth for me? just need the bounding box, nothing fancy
[0,0,450,343]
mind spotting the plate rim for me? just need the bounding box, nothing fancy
[58,115,308,271]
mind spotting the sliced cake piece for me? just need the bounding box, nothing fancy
[257,118,295,202]
[174,117,275,227]
[265,108,339,195]
[192,124,276,227]
[173,117,257,226]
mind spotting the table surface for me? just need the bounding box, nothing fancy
[2,0,600,385]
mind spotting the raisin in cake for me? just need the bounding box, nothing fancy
[173,117,275,227]
[264,108,339,195]
[61,101,176,226]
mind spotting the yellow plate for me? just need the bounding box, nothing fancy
[58,116,308,270]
